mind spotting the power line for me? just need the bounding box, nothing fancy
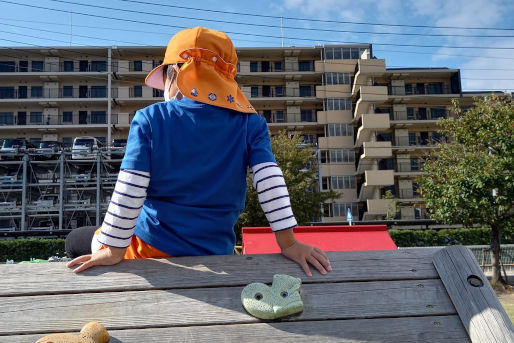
[0,17,282,46]
[1,0,513,50]
[44,0,514,39]
[115,0,514,32]
[4,20,514,63]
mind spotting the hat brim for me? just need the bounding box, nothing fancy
[176,59,255,114]
[145,64,166,91]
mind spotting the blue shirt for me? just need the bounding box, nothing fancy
[121,97,276,256]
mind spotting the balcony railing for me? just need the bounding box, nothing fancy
[0,61,110,73]
[388,84,453,96]
[394,135,445,147]
[0,87,115,99]
[0,113,110,126]
[260,112,318,124]
[390,110,449,121]
[250,86,315,98]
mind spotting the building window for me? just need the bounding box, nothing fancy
[0,87,15,99]
[91,61,107,72]
[90,86,107,98]
[79,60,89,72]
[325,72,350,85]
[408,132,417,146]
[261,61,270,72]
[153,88,164,98]
[405,84,413,95]
[63,61,74,72]
[0,61,15,72]
[331,176,356,190]
[91,111,106,124]
[323,149,355,163]
[19,61,28,72]
[430,107,447,119]
[427,83,443,94]
[325,98,352,111]
[250,62,258,72]
[276,110,284,122]
[31,61,44,72]
[324,47,366,60]
[298,61,312,71]
[133,60,142,72]
[262,85,271,97]
[131,85,142,98]
[251,86,259,98]
[31,86,43,98]
[275,86,284,97]
[62,111,73,123]
[325,202,358,218]
[30,111,43,124]
[299,85,312,97]
[274,61,283,72]
[328,123,352,136]
[62,86,74,98]
[300,109,313,122]
[0,112,14,125]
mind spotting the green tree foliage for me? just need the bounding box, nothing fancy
[235,131,338,239]
[417,95,514,285]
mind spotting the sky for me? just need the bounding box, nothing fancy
[0,0,513,92]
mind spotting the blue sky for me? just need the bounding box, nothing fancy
[0,0,513,91]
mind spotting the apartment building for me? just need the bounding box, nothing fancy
[0,44,488,228]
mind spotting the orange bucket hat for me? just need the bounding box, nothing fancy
[145,27,255,113]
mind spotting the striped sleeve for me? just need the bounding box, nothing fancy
[251,162,298,232]
[95,169,150,249]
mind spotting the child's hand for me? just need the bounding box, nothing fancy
[67,246,126,274]
[281,241,332,277]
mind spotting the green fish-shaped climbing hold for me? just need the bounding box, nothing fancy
[241,274,303,319]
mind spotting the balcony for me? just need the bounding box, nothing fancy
[353,86,388,121]
[398,188,423,201]
[355,113,390,146]
[0,113,111,127]
[388,84,458,102]
[393,135,444,149]
[355,141,393,174]
[351,59,386,95]
[362,198,395,220]
[390,109,449,125]
[315,84,351,98]
[0,61,109,73]
[0,87,113,103]
[260,111,318,125]
[358,170,394,201]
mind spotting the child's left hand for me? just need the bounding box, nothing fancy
[281,241,332,277]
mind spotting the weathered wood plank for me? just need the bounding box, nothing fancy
[433,246,514,343]
[0,315,470,343]
[0,279,455,335]
[0,249,440,296]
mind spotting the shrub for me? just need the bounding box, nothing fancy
[0,238,66,262]
[389,227,514,247]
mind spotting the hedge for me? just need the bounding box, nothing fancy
[389,227,514,247]
[1,227,513,262]
[0,238,66,262]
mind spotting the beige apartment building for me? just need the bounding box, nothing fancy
[0,44,490,230]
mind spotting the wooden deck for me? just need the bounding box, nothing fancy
[0,246,512,342]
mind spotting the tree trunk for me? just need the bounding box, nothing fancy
[489,225,506,286]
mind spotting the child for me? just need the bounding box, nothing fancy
[66,27,331,277]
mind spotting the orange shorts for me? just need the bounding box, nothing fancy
[94,228,172,259]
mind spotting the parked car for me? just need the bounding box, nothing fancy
[110,139,127,159]
[0,139,36,160]
[36,141,64,160]
[71,136,102,160]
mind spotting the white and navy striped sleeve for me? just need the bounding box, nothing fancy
[95,169,150,249]
[251,162,298,232]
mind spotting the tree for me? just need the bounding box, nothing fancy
[417,95,514,286]
[235,131,338,238]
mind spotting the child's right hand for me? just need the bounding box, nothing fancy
[67,246,126,274]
